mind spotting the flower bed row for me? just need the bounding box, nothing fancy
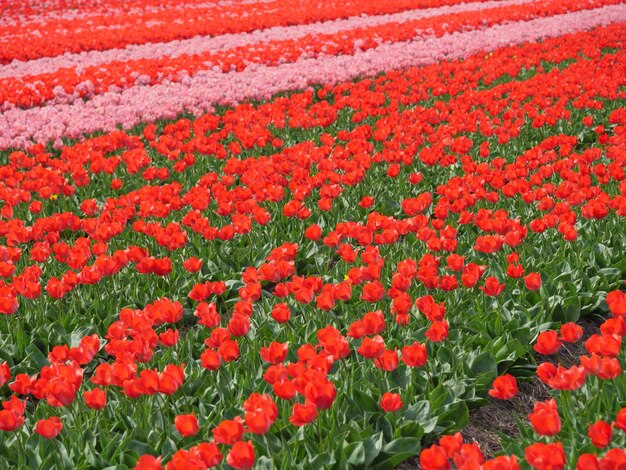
[0,0,487,64]
[2,4,625,149]
[0,0,531,80]
[1,0,600,110]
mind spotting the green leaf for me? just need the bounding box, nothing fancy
[401,400,431,422]
[468,351,497,377]
[344,441,366,467]
[436,401,469,434]
[370,437,421,470]
[256,456,274,470]
[362,432,383,467]
[308,452,336,469]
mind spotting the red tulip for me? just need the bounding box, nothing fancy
[525,442,565,470]
[560,322,583,342]
[218,339,240,362]
[479,277,505,297]
[506,263,524,278]
[524,272,542,290]
[259,342,289,364]
[226,441,255,469]
[614,408,626,432]
[175,413,199,437]
[357,336,385,359]
[401,342,427,368]
[482,455,520,470]
[304,378,336,410]
[488,374,518,400]
[438,432,462,457]
[193,442,222,467]
[588,420,612,448]
[35,416,63,439]
[134,454,163,470]
[304,224,322,241]
[84,388,107,410]
[599,449,626,468]
[0,362,10,388]
[528,399,561,436]
[213,418,244,445]
[289,401,318,426]
[271,303,291,323]
[380,392,403,412]
[533,330,561,355]
[374,349,399,371]
[420,444,450,470]
[575,454,598,470]
[536,362,557,384]
[425,320,449,342]
[182,257,202,273]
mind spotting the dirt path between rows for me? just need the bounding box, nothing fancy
[398,316,602,467]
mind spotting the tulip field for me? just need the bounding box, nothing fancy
[1,0,626,468]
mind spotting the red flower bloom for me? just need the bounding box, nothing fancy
[359,196,375,208]
[506,263,525,278]
[0,362,10,388]
[271,303,291,323]
[438,432,462,457]
[304,224,322,241]
[228,314,251,337]
[420,444,450,470]
[304,377,336,409]
[360,280,385,302]
[289,401,318,426]
[357,335,385,359]
[614,407,626,432]
[585,334,620,357]
[482,455,520,470]
[183,257,202,273]
[380,392,402,412]
[547,365,587,391]
[452,443,484,468]
[226,441,255,469]
[193,442,222,467]
[201,349,222,371]
[175,413,199,437]
[524,272,542,290]
[606,290,626,317]
[524,442,565,470]
[218,340,240,362]
[588,420,612,448]
[488,374,518,400]
[134,455,163,470]
[479,277,505,297]
[273,379,297,400]
[528,399,561,436]
[401,342,427,368]
[534,330,561,355]
[374,349,399,371]
[159,329,179,347]
[260,342,289,364]
[560,322,583,343]
[536,362,557,384]
[575,454,598,470]
[158,364,185,395]
[35,416,63,439]
[425,320,449,342]
[599,449,626,469]
[84,388,107,410]
[213,418,244,445]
